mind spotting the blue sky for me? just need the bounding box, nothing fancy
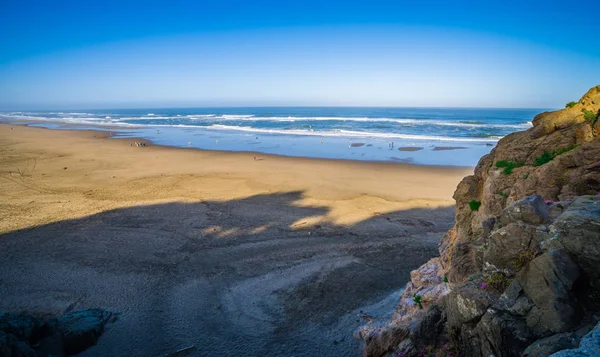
[1,0,599,109]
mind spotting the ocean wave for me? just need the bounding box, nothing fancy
[0,112,531,129]
[205,124,501,142]
[203,116,531,128]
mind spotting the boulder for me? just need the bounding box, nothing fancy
[444,283,492,327]
[523,324,594,357]
[498,195,550,227]
[484,221,542,271]
[518,249,581,333]
[462,309,536,357]
[549,321,600,357]
[56,309,116,355]
[363,325,409,357]
[0,331,36,357]
[0,313,42,342]
[410,306,447,349]
[548,195,600,288]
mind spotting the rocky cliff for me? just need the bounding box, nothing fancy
[359,85,600,357]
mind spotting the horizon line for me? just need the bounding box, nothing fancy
[0,105,556,112]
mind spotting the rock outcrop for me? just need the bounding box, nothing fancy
[0,309,116,357]
[360,85,600,357]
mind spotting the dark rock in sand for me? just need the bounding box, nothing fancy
[398,147,423,152]
[0,309,116,357]
[0,313,42,342]
[0,331,36,357]
[55,309,116,355]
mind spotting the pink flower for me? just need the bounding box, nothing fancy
[544,200,554,205]
[481,283,488,290]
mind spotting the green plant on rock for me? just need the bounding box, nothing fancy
[516,249,539,270]
[533,145,577,167]
[413,294,423,309]
[484,272,510,293]
[468,200,481,211]
[582,109,599,121]
[565,101,577,108]
[497,192,508,199]
[495,160,525,175]
[443,275,449,283]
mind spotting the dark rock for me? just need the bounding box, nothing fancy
[481,217,496,236]
[0,331,36,357]
[507,296,535,317]
[0,313,42,342]
[447,243,477,283]
[363,325,409,357]
[462,309,536,357]
[484,222,540,271]
[523,331,582,357]
[518,249,581,333]
[549,321,600,356]
[55,309,116,355]
[548,201,571,220]
[444,283,492,328]
[498,195,550,227]
[410,306,447,348]
[495,280,523,307]
[549,196,600,290]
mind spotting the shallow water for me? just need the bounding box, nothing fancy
[0,107,546,166]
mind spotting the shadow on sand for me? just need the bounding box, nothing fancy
[0,190,454,357]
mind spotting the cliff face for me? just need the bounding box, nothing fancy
[360,85,600,357]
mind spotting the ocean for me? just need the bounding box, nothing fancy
[0,107,546,166]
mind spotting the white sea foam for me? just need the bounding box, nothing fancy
[204,124,500,142]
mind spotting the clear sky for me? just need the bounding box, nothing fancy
[1,0,599,109]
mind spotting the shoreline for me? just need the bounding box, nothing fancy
[0,118,490,167]
[1,120,475,169]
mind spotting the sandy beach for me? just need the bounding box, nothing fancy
[0,124,471,356]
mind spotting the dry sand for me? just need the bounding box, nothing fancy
[0,124,471,356]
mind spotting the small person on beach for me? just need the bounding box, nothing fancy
[253,154,256,161]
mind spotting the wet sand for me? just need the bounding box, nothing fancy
[0,124,470,356]
[398,147,424,152]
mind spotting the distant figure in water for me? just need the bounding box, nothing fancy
[320,138,324,144]
[188,142,191,147]
[157,129,160,134]
[216,140,218,144]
